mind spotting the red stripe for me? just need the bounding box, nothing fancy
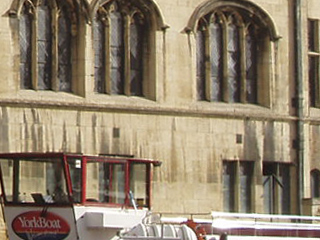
[195,223,320,238]
[212,227,320,238]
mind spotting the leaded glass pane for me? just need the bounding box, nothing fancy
[223,162,235,212]
[263,175,272,213]
[110,11,124,94]
[239,162,253,213]
[196,22,206,100]
[227,22,240,102]
[37,2,52,90]
[130,14,144,96]
[245,26,257,103]
[209,16,223,102]
[58,6,72,92]
[279,165,290,214]
[308,20,318,52]
[94,18,106,93]
[20,4,33,89]
[311,170,320,198]
[309,56,318,107]
[263,163,275,214]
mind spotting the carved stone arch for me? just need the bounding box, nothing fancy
[7,0,36,17]
[130,10,145,25]
[64,0,90,20]
[185,0,280,41]
[198,10,227,33]
[90,0,167,30]
[226,11,244,27]
[55,0,89,22]
[244,22,259,37]
[72,0,90,22]
[211,11,227,28]
[7,0,89,21]
[109,1,120,13]
[212,10,226,22]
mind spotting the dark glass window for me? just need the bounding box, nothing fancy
[37,1,52,90]
[196,9,262,104]
[223,160,254,213]
[130,14,144,96]
[309,56,318,107]
[311,169,320,198]
[309,20,318,52]
[239,162,253,213]
[263,162,291,214]
[223,161,236,212]
[227,20,240,103]
[58,6,72,92]
[308,19,320,108]
[209,14,223,101]
[196,20,206,100]
[110,10,124,95]
[93,17,106,93]
[20,3,33,89]
[245,25,258,103]
[279,165,290,214]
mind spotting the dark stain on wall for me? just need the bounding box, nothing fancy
[263,121,275,161]
[243,120,259,161]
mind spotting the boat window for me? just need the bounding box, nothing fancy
[85,160,126,204]
[67,158,82,203]
[0,158,69,204]
[130,163,148,207]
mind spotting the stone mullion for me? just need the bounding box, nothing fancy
[32,5,38,90]
[51,6,59,91]
[124,14,130,96]
[222,20,229,103]
[315,22,320,108]
[205,23,211,101]
[239,24,246,103]
[105,17,111,95]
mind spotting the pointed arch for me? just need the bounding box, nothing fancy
[90,0,167,30]
[91,0,162,100]
[185,0,280,41]
[194,0,275,106]
[13,0,89,94]
[7,0,90,20]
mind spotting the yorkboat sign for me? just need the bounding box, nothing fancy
[12,211,70,240]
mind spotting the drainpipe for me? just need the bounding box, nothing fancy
[294,0,304,215]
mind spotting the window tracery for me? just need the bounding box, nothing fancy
[195,6,271,105]
[18,0,81,92]
[93,0,147,97]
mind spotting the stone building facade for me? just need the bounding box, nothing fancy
[0,0,318,228]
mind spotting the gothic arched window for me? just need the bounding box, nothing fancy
[93,0,149,97]
[195,6,271,105]
[18,0,81,93]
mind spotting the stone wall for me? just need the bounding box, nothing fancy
[0,0,317,224]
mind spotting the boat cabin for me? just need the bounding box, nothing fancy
[0,152,161,240]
